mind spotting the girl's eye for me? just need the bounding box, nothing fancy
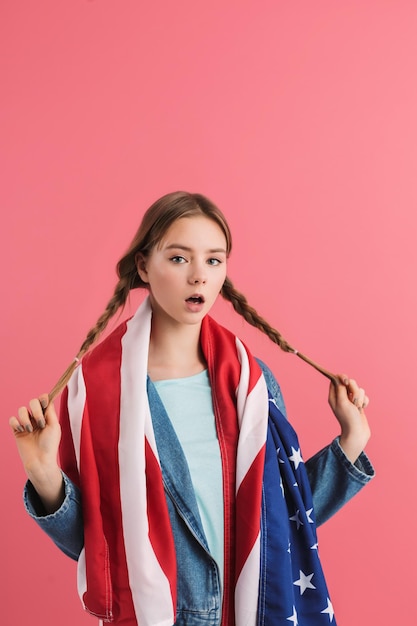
[170,255,187,264]
[207,258,222,266]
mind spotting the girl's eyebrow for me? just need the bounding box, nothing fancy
[165,244,227,254]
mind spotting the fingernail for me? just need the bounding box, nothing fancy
[40,398,48,410]
[17,425,25,433]
[37,418,46,429]
[353,397,359,406]
[343,378,349,385]
[25,424,33,433]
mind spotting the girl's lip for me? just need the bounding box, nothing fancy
[185,294,205,303]
[185,294,205,313]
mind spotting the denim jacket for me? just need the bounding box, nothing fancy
[24,361,374,625]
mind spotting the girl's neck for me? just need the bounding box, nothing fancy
[147,318,206,381]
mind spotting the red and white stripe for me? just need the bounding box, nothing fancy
[234,337,269,626]
[118,299,176,626]
[66,298,177,626]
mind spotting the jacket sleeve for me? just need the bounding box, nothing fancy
[23,385,85,561]
[23,472,84,561]
[305,437,374,525]
[256,358,375,526]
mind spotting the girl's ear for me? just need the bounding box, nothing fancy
[135,252,149,283]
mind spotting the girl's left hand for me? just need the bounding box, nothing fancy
[328,375,371,463]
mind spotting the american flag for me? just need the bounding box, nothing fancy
[258,393,337,625]
[60,297,336,625]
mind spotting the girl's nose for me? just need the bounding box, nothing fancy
[189,276,206,285]
[188,267,207,285]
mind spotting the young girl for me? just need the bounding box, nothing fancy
[10,191,374,626]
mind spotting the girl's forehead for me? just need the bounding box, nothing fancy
[158,216,227,247]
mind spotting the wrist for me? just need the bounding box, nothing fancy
[25,463,65,514]
[24,457,61,483]
[339,428,370,464]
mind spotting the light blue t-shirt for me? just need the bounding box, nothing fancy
[153,370,224,589]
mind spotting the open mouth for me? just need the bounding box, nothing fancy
[186,295,205,304]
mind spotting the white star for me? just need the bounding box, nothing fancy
[280,476,285,496]
[321,598,335,622]
[293,481,299,487]
[306,508,314,524]
[286,606,298,625]
[310,542,318,550]
[289,509,304,530]
[289,447,304,469]
[293,570,316,595]
[287,541,291,553]
[276,447,285,463]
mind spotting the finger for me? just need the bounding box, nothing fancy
[43,398,58,424]
[335,375,368,407]
[341,377,362,405]
[334,374,351,390]
[9,416,25,434]
[347,383,369,412]
[29,398,46,429]
[329,376,345,404]
[332,374,350,397]
[39,394,49,411]
[17,406,34,433]
[347,377,358,394]
[351,387,365,407]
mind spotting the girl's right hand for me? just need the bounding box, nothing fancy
[9,395,65,513]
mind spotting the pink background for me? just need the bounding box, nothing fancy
[2,1,416,624]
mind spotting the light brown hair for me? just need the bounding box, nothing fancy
[48,191,336,400]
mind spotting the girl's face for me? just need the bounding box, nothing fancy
[136,216,228,328]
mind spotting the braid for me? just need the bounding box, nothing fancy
[221,277,296,353]
[48,273,135,402]
[221,277,338,384]
[77,274,133,357]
